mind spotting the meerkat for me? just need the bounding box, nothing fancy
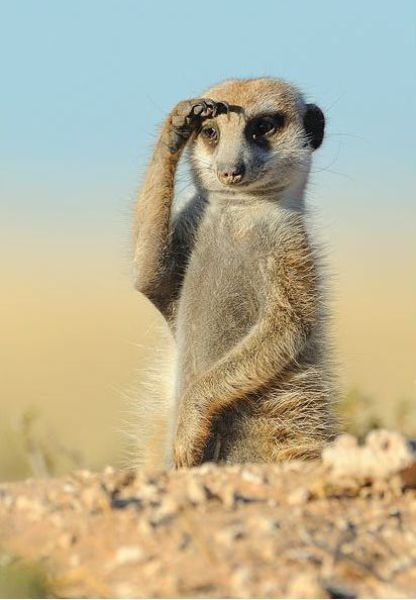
[133,77,337,468]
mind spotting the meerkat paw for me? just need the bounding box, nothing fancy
[173,409,211,468]
[173,439,202,469]
[167,98,229,154]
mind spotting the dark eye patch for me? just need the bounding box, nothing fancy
[246,112,285,145]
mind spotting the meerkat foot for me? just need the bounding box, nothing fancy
[173,407,211,468]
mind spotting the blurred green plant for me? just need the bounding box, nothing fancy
[0,554,52,598]
[0,407,84,482]
[338,388,416,440]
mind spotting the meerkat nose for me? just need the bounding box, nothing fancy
[217,163,246,185]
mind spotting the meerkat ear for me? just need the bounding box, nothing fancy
[303,104,325,150]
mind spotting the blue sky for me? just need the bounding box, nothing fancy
[1,0,415,237]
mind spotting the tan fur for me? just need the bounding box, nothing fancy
[125,331,176,470]
[133,77,337,468]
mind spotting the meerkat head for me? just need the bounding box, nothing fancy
[188,78,325,196]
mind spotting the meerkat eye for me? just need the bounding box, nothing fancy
[200,126,218,143]
[252,118,274,138]
[248,113,285,142]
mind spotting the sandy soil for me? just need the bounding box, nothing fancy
[1,431,416,599]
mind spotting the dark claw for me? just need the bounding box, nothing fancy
[215,101,230,116]
[200,99,215,118]
[192,104,204,116]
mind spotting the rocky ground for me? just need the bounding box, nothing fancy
[1,431,416,599]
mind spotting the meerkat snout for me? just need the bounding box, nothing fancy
[217,161,246,185]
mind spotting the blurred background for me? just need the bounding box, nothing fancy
[1,0,415,480]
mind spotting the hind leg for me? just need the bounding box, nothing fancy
[220,367,337,464]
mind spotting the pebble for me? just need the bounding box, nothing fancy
[230,566,253,596]
[196,462,217,475]
[240,469,266,485]
[221,485,237,508]
[186,479,208,504]
[215,523,246,545]
[81,486,101,511]
[136,483,159,502]
[286,573,327,599]
[63,483,76,494]
[137,518,154,536]
[74,469,93,481]
[287,487,311,505]
[15,495,45,519]
[114,583,135,598]
[0,493,13,509]
[50,513,64,528]
[69,554,80,568]
[151,496,179,526]
[58,532,74,549]
[114,545,145,566]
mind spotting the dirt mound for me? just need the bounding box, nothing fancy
[1,431,416,598]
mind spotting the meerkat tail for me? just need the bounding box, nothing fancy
[127,327,176,470]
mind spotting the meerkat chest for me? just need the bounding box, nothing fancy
[176,206,270,374]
